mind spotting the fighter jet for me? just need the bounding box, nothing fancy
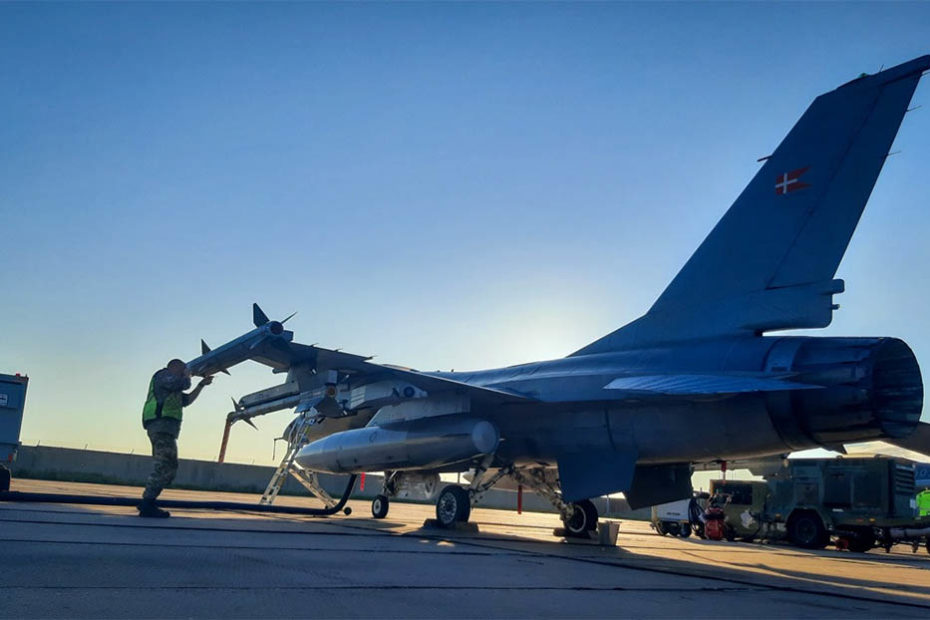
[186,55,930,537]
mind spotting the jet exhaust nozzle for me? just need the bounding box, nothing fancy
[769,337,923,447]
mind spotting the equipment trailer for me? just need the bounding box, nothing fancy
[0,373,28,491]
[703,457,929,553]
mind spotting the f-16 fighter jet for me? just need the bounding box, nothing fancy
[187,55,930,537]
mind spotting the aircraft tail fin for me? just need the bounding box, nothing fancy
[575,56,929,355]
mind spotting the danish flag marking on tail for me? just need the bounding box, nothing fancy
[775,166,810,195]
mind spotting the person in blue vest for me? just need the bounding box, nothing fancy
[139,359,213,518]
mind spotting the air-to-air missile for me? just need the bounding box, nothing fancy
[185,303,295,377]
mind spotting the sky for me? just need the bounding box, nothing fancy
[2,2,930,466]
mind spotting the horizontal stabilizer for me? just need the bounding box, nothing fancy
[604,373,821,395]
[883,421,930,458]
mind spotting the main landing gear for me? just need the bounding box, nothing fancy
[434,455,509,528]
[370,462,601,538]
[562,499,599,537]
[435,485,470,527]
[431,460,601,538]
[508,467,600,538]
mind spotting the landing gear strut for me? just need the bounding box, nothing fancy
[433,455,509,529]
[509,467,599,538]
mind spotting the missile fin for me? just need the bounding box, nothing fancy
[201,339,211,355]
[244,418,259,430]
[281,311,298,324]
[253,303,270,327]
[220,368,231,376]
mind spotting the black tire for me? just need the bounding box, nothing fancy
[846,528,875,553]
[724,525,736,542]
[788,511,829,549]
[679,524,692,538]
[666,521,681,537]
[0,466,9,492]
[579,499,599,531]
[436,485,470,527]
[655,521,668,536]
[371,495,389,519]
[563,499,598,538]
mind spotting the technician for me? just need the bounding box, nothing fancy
[138,359,213,518]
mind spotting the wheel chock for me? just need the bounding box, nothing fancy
[421,518,480,533]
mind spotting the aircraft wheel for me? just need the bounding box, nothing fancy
[563,499,598,538]
[655,521,668,536]
[0,466,10,492]
[371,494,390,519]
[436,485,470,528]
[788,511,828,549]
[679,524,692,538]
[666,521,681,537]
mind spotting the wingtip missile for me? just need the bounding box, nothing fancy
[186,304,292,376]
[200,340,231,375]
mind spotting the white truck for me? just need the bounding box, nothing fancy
[651,493,708,538]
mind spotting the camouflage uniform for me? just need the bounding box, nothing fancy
[141,369,192,501]
[143,426,179,501]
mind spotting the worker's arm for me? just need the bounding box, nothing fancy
[182,376,213,407]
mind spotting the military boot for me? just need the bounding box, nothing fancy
[137,499,171,518]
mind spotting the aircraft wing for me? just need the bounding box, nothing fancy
[190,304,533,449]
[248,340,532,405]
[882,421,930,458]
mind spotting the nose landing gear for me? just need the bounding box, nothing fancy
[371,494,390,519]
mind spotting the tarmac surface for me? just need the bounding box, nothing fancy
[2,480,929,618]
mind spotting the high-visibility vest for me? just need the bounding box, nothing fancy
[141,373,183,425]
[918,490,930,518]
